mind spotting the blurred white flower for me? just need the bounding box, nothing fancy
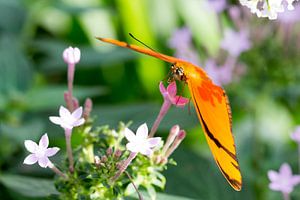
[49,106,85,130]
[221,29,251,57]
[124,123,161,156]
[24,134,59,168]
[268,163,300,194]
[240,0,298,20]
[291,126,300,143]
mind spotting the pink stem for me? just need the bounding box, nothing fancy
[65,128,74,173]
[282,192,290,200]
[48,162,67,179]
[111,152,137,182]
[67,63,75,111]
[149,101,171,137]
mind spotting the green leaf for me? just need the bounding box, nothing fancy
[0,0,25,34]
[24,85,107,111]
[0,174,58,197]
[0,35,33,94]
[0,119,44,144]
[164,149,254,200]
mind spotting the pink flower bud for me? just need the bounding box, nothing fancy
[72,97,79,110]
[164,129,186,159]
[106,147,113,156]
[101,155,108,163]
[114,149,123,159]
[63,47,81,65]
[83,98,93,120]
[162,125,180,155]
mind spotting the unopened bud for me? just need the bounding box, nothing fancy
[162,125,180,155]
[164,130,186,158]
[106,147,113,156]
[94,156,101,167]
[83,98,93,120]
[101,155,108,163]
[114,149,122,159]
[72,97,79,110]
[160,157,168,165]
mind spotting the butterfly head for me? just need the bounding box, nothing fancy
[169,63,187,83]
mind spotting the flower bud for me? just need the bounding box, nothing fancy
[63,47,81,65]
[94,156,101,167]
[101,155,108,163]
[72,97,79,110]
[164,130,186,158]
[114,149,122,159]
[106,147,113,156]
[83,98,93,120]
[162,125,180,155]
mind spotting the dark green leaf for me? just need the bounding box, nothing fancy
[0,174,58,197]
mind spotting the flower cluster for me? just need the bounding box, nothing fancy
[22,47,189,199]
[240,0,299,20]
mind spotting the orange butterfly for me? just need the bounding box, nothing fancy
[96,36,242,191]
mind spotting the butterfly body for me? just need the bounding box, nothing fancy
[97,37,242,191]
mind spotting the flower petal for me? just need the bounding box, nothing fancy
[280,163,292,177]
[59,106,71,119]
[174,96,189,107]
[136,123,148,139]
[24,140,38,153]
[147,137,161,148]
[72,107,83,119]
[49,116,62,126]
[38,157,50,168]
[124,128,136,142]
[23,154,38,165]
[291,175,300,185]
[167,81,177,97]
[45,147,60,157]
[59,121,73,130]
[159,82,167,95]
[268,170,278,181]
[72,118,85,127]
[39,133,49,149]
[126,142,140,153]
[140,148,152,156]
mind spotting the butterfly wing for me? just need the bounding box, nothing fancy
[185,65,242,191]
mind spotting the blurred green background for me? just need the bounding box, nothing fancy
[1,0,300,199]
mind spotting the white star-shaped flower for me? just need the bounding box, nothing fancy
[124,123,161,156]
[49,106,85,130]
[23,133,60,168]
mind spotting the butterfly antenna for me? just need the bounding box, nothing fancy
[129,33,157,52]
